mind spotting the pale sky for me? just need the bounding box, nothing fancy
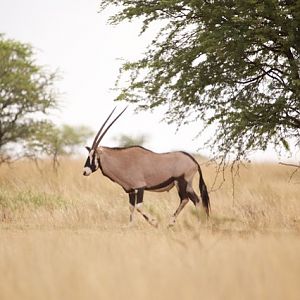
[0,0,297,162]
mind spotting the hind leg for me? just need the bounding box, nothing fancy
[186,182,201,207]
[186,182,202,222]
[187,180,209,218]
[168,178,189,227]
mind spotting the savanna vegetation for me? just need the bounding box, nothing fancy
[1,1,300,299]
[0,158,300,300]
[100,0,300,164]
[0,35,93,167]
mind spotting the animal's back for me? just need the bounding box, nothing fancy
[100,146,197,190]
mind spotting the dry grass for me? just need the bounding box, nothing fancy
[0,158,300,300]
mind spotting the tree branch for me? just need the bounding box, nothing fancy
[279,161,300,182]
[279,162,300,168]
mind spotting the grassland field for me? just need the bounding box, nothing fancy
[0,158,300,300]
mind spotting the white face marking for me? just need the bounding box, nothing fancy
[83,149,100,176]
[83,167,92,176]
[94,156,99,169]
[88,150,94,164]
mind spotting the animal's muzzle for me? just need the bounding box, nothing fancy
[83,167,92,176]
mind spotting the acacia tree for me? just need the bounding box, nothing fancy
[114,133,148,147]
[99,0,300,164]
[0,35,57,162]
[26,124,93,171]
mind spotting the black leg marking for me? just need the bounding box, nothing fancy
[187,191,200,206]
[129,191,136,222]
[185,181,200,206]
[186,183,202,221]
[177,177,188,201]
[129,191,136,206]
[136,188,144,204]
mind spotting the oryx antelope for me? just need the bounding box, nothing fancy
[83,107,210,227]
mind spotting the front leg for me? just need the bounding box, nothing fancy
[128,191,136,223]
[136,189,158,228]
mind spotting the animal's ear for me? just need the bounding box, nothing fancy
[85,146,91,152]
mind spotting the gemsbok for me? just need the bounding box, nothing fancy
[83,107,210,227]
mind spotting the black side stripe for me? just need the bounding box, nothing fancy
[145,177,176,191]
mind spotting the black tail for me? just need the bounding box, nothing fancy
[198,166,210,217]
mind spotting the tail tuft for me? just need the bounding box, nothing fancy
[199,167,210,217]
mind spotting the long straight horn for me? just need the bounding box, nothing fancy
[92,107,117,149]
[94,106,128,148]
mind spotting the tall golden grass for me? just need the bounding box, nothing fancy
[0,158,299,300]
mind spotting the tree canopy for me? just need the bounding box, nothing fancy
[0,34,58,162]
[114,133,148,147]
[0,35,93,166]
[26,124,93,171]
[100,0,300,162]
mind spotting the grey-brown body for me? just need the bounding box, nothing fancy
[98,146,197,192]
[82,107,210,227]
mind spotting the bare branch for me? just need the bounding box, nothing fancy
[279,162,300,182]
[279,162,300,168]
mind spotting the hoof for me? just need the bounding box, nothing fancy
[150,219,158,228]
[128,221,135,228]
[168,217,176,228]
